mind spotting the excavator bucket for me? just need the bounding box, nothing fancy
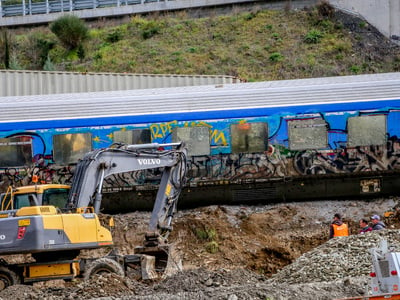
[134,243,182,280]
[140,255,158,280]
[162,243,183,279]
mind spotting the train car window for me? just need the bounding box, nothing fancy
[172,126,210,156]
[53,133,92,164]
[231,122,268,153]
[347,115,387,147]
[0,137,32,167]
[113,129,151,144]
[288,119,327,150]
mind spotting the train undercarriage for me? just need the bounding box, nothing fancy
[101,171,400,213]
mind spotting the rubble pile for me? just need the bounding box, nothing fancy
[0,200,398,299]
[272,230,400,284]
[99,269,367,300]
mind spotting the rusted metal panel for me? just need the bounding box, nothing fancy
[347,115,387,147]
[172,127,211,156]
[231,122,268,153]
[288,118,328,150]
[0,70,240,97]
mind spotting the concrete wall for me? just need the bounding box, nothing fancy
[329,0,400,44]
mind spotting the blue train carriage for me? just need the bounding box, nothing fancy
[0,72,400,212]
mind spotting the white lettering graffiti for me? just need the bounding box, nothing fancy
[138,158,161,165]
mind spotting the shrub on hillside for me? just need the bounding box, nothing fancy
[50,15,89,50]
[0,30,11,68]
[141,20,161,39]
[317,0,335,19]
[304,29,324,44]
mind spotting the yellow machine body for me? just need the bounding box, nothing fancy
[0,205,113,255]
[23,261,80,282]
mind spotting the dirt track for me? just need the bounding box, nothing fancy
[1,198,399,299]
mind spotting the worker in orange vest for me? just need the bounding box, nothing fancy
[329,213,349,238]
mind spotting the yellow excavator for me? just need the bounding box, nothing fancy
[0,142,188,290]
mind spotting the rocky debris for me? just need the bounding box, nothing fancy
[0,284,41,300]
[271,229,400,285]
[0,199,398,300]
[87,270,367,300]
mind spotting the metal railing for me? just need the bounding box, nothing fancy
[0,0,163,17]
[0,0,318,27]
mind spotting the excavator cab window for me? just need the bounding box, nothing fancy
[42,188,69,209]
[13,194,35,209]
[0,193,6,210]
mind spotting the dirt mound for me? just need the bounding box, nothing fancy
[167,205,323,276]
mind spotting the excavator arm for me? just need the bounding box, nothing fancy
[68,142,188,243]
[0,142,188,283]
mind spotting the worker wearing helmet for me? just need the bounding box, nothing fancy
[329,213,349,238]
[370,215,386,230]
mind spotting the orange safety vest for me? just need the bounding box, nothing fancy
[332,223,349,237]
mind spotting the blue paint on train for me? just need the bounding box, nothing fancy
[1,101,399,163]
[0,98,399,132]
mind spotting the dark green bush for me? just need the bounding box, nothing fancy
[316,0,335,19]
[304,29,324,44]
[269,52,284,62]
[106,29,124,43]
[1,31,11,69]
[36,37,55,67]
[141,21,161,39]
[50,15,89,50]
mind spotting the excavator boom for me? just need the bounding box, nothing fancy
[0,142,187,254]
[68,142,187,241]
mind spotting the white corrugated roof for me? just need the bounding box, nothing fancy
[1,72,400,123]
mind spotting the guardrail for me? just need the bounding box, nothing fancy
[0,0,318,27]
[0,0,158,17]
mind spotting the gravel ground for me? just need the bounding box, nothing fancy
[1,198,399,300]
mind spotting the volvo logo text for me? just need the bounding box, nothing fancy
[138,159,161,165]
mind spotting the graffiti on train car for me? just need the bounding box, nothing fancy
[294,139,400,175]
[150,120,228,146]
[1,109,400,192]
[2,137,400,192]
[0,164,75,187]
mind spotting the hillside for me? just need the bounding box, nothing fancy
[3,2,400,81]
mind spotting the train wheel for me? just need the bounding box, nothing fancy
[0,266,20,291]
[83,258,124,281]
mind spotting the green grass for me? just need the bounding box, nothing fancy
[1,4,399,81]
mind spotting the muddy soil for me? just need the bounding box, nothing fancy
[1,198,399,300]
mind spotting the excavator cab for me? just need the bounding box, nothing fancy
[0,184,70,211]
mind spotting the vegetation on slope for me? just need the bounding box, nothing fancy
[1,2,400,81]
